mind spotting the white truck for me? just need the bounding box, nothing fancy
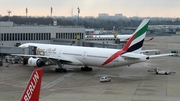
[100,76,111,82]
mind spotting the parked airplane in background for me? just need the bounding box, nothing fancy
[85,33,154,42]
[85,34,132,42]
[13,19,172,72]
[20,68,43,101]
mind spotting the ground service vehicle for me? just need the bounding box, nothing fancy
[100,76,111,82]
[155,68,171,75]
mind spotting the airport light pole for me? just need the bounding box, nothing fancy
[50,7,53,25]
[50,7,53,17]
[26,8,28,24]
[77,7,80,25]
[0,43,3,66]
[7,10,11,21]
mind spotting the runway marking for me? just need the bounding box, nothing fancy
[166,84,180,92]
[42,72,74,89]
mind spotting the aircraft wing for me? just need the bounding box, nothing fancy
[11,54,83,65]
[11,54,58,59]
[148,53,174,58]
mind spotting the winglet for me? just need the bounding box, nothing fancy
[20,68,43,101]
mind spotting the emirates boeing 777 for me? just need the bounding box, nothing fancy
[13,19,172,72]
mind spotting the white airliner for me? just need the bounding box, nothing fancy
[13,19,172,72]
[86,34,132,42]
[20,68,43,101]
[85,32,154,42]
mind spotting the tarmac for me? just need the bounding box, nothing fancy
[0,36,180,101]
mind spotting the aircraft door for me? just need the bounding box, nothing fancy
[29,46,37,55]
[58,50,61,59]
[82,52,86,60]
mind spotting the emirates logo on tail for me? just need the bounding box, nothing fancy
[20,68,43,101]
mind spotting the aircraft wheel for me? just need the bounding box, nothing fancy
[63,69,67,72]
[89,67,92,71]
[81,67,84,71]
[23,58,28,65]
[55,68,58,72]
[81,67,92,71]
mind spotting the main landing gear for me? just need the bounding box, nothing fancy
[55,61,67,73]
[81,66,92,71]
[55,61,92,72]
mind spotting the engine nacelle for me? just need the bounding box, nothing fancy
[28,57,44,67]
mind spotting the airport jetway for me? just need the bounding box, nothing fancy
[0,46,37,55]
[1,46,37,67]
[0,46,24,54]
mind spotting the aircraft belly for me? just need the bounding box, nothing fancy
[82,57,104,67]
[102,57,146,68]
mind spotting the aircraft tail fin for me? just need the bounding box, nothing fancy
[20,68,43,101]
[122,19,150,53]
[101,19,150,66]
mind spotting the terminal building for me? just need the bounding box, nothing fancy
[0,21,85,47]
[0,21,85,55]
[0,21,123,55]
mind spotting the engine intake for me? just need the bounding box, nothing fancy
[28,57,44,67]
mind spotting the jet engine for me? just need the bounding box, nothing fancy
[28,57,44,67]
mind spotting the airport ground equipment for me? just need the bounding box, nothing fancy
[171,50,179,56]
[148,67,176,75]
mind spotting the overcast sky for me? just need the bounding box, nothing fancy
[0,0,179,17]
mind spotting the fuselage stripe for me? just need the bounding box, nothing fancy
[127,39,144,52]
[101,33,136,66]
[101,21,149,66]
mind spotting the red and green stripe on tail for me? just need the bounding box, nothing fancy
[102,19,150,66]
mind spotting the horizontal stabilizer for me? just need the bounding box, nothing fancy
[140,49,160,53]
[148,53,174,58]
[121,52,147,59]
